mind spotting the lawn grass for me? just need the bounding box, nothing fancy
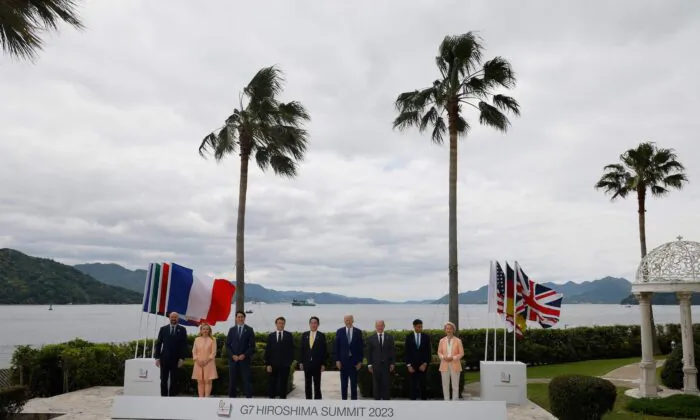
[464,355,666,383]
[527,383,690,419]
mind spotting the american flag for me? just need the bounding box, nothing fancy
[516,265,563,328]
[496,262,525,336]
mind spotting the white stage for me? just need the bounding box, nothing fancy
[479,361,527,405]
[123,358,161,396]
[112,396,507,420]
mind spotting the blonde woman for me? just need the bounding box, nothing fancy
[437,321,463,400]
[192,323,218,397]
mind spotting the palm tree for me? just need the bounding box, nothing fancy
[595,141,688,355]
[393,32,520,329]
[199,66,310,311]
[0,0,84,61]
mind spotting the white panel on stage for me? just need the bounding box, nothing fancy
[112,396,508,420]
[479,361,527,405]
[123,358,161,396]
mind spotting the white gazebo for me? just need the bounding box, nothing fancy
[631,236,700,397]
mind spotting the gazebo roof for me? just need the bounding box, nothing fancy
[631,236,700,294]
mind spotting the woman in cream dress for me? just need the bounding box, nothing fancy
[437,321,464,400]
[192,323,218,397]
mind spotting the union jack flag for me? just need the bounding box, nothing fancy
[516,265,563,328]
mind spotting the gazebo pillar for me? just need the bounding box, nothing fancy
[678,291,699,394]
[637,292,658,397]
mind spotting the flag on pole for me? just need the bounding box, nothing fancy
[143,263,171,315]
[166,263,236,326]
[516,265,563,328]
[496,262,525,337]
[487,260,498,313]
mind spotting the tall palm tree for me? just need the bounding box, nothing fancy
[595,141,688,355]
[199,66,310,311]
[0,0,84,61]
[393,32,520,329]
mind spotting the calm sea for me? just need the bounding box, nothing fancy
[1,303,698,368]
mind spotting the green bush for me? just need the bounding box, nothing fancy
[0,385,28,420]
[660,342,700,390]
[358,363,464,399]
[548,374,617,420]
[626,393,700,418]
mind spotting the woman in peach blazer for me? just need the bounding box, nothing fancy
[437,321,463,401]
[192,323,218,397]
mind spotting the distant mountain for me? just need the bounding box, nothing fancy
[74,263,147,293]
[75,263,391,304]
[0,249,142,304]
[433,276,632,304]
[620,293,700,305]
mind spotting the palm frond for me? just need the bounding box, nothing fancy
[481,57,517,89]
[277,101,310,126]
[478,101,510,132]
[268,153,297,178]
[244,65,284,102]
[1,0,84,61]
[491,94,521,116]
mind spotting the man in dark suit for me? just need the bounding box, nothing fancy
[367,320,395,400]
[226,310,256,398]
[404,318,431,400]
[264,316,294,399]
[154,311,188,397]
[300,316,327,399]
[334,314,364,400]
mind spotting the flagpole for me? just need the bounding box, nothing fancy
[134,263,152,358]
[151,262,164,357]
[513,261,518,362]
[502,262,507,361]
[492,311,497,361]
[164,263,173,319]
[484,261,493,361]
[142,264,155,358]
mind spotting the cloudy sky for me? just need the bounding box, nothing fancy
[1,1,699,301]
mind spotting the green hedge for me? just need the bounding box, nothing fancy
[0,386,28,420]
[627,394,700,418]
[358,363,464,399]
[548,375,617,420]
[660,342,700,390]
[9,324,695,398]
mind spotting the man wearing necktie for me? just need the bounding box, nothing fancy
[334,315,364,400]
[154,312,188,397]
[404,318,431,400]
[367,320,396,400]
[225,311,256,398]
[300,316,327,399]
[264,316,294,398]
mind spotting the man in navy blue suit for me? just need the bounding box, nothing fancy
[334,314,364,400]
[226,310,256,398]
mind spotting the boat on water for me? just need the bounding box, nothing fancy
[291,298,316,307]
[245,309,254,314]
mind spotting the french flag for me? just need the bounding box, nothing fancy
[164,263,235,326]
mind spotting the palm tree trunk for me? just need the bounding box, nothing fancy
[638,188,661,355]
[235,148,251,313]
[447,110,459,330]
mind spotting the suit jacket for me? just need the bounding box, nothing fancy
[404,331,431,368]
[366,333,395,368]
[264,330,294,367]
[226,324,256,363]
[300,330,327,370]
[154,324,188,363]
[437,336,464,372]
[334,326,363,366]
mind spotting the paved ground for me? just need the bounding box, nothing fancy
[22,370,555,420]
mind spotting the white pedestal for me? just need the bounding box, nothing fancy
[479,361,527,405]
[123,358,161,396]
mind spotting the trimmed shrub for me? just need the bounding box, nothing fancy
[660,342,700,390]
[357,363,464,399]
[548,374,617,420]
[627,393,700,418]
[0,385,28,420]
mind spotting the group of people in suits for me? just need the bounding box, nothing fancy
[153,311,465,401]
